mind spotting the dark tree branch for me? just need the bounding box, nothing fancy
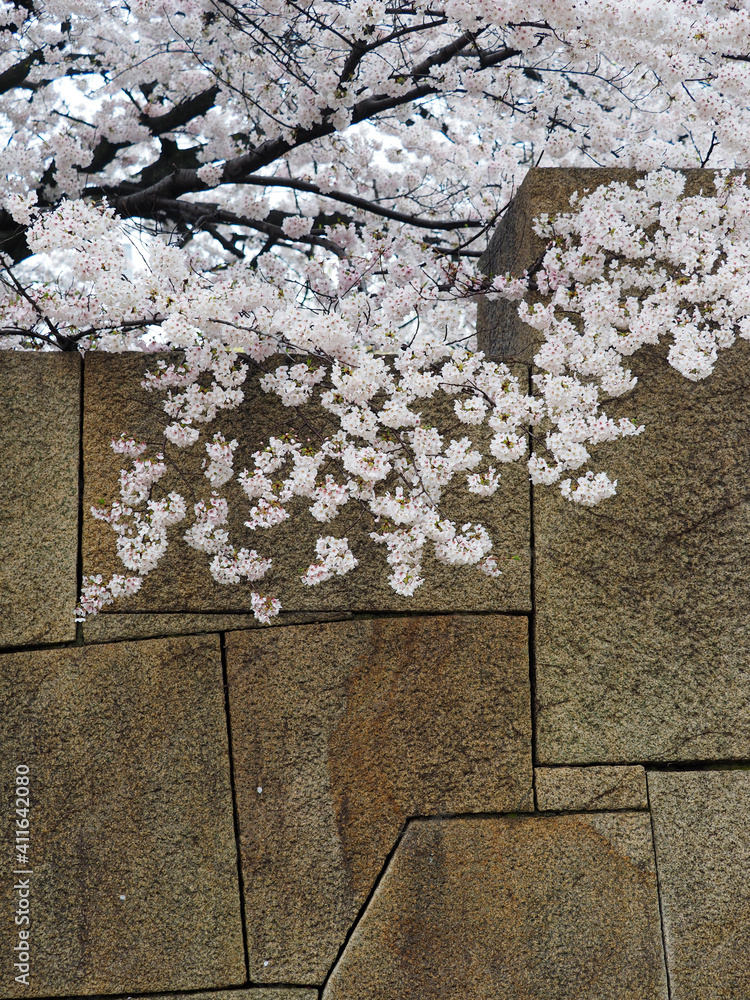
[0,49,44,95]
[234,174,481,229]
[103,40,520,216]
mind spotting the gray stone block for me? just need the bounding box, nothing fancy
[477,168,736,360]
[324,812,667,999]
[225,615,532,983]
[0,352,80,648]
[536,765,648,812]
[535,339,750,763]
[0,635,244,996]
[62,993,316,1000]
[648,769,750,999]
[151,993,316,1000]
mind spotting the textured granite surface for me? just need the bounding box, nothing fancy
[535,339,750,763]
[0,352,80,648]
[324,812,667,999]
[82,352,531,614]
[648,769,750,999]
[140,994,316,1000]
[0,635,244,996]
[477,168,735,360]
[536,766,648,812]
[479,169,750,764]
[82,610,352,643]
[225,615,532,983]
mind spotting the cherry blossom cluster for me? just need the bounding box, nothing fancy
[70,165,750,620]
[521,168,750,496]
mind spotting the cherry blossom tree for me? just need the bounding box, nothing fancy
[1,0,750,620]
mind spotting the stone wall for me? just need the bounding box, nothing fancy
[2,169,749,999]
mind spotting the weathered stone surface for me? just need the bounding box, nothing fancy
[536,766,648,812]
[477,168,734,360]
[145,993,316,1000]
[0,635,244,996]
[82,352,531,614]
[225,615,532,983]
[64,993,316,1000]
[0,352,80,648]
[648,769,750,999]
[535,337,750,763]
[480,169,750,763]
[324,812,667,999]
[82,610,352,643]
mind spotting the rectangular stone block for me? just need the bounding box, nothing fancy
[82,610,352,643]
[0,352,80,647]
[155,993,316,1000]
[225,615,532,983]
[535,339,750,763]
[482,169,750,763]
[0,635,244,996]
[82,352,531,615]
[536,766,648,812]
[648,769,750,999]
[478,168,643,360]
[477,167,737,361]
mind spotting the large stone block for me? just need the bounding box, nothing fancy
[82,610,352,643]
[225,615,532,983]
[478,167,750,763]
[536,765,648,812]
[535,338,750,763]
[0,352,80,648]
[648,769,750,999]
[146,993,316,1000]
[477,167,734,360]
[82,352,531,614]
[324,812,667,999]
[63,992,316,1000]
[0,635,244,996]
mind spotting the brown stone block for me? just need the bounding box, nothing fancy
[0,635,244,996]
[0,352,80,648]
[324,812,667,999]
[648,769,750,999]
[58,992,316,1000]
[82,610,352,643]
[535,340,750,763]
[225,615,532,983]
[147,993,316,1000]
[536,765,648,812]
[82,352,531,615]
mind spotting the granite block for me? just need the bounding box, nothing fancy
[145,994,315,1000]
[477,168,736,360]
[0,352,80,647]
[324,812,667,999]
[61,993,315,1000]
[480,169,750,763]
[82,610,352,643]
[82,352,531,614]
[648,769,750,999]
[0,635,244,996]
[225,615,532,983]
[536,766,648,812]
[535,339,750,763]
